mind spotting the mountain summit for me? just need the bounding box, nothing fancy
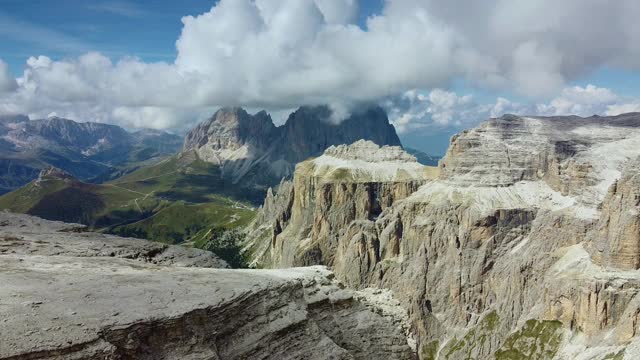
[182,105,401,188]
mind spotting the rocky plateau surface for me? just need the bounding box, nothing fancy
[0,212,415,359]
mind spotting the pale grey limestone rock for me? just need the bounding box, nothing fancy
[0,212,415,360]
[246,114,640,359]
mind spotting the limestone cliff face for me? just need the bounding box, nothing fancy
[244,140,434,269]
[441,113,640,208]
[588,157,640,270]
[247,114,640,359]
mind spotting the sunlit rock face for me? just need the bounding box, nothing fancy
[587,156,640,270]
[441,113,640,209]
[247,113,640,359]
[243,140,435,269]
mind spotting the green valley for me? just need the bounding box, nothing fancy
[0,151,256,246]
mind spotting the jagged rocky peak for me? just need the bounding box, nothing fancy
[0,115,181,154]
[279,105,402,163]
[183,107,276,153]
[25,116,132,148]
[0,115,182,193]
[182,105,404,186]
[181,107,279,181]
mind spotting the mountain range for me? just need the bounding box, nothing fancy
[0,114,182,194]
[183,106,402,192]
[4,111,640,359]
[243,112,640,359]
[0,105,420,244]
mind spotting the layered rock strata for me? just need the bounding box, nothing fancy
[246,114,640,359]
[243,140,436,268]
[0,212,415,359]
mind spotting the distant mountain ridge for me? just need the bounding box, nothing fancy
[0,105,409,245]
[404,147,440,166]
[0,115,182,193]
[0,158,255,244]
[182,105,402,190]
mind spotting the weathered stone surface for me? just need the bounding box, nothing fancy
[440,113,640,208]
[243,140,435,268]
[247,114,640,359]
[0,212,228,268]
[587,157,640,270]
[0,212,415,360]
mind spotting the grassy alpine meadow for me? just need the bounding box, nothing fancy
[0,152,256,247]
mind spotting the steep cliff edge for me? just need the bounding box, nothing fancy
[587,156,640,270]
[0,212,415,359]
[246,114,640,359]
[243,140,436,268]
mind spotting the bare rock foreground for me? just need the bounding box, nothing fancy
[0,213,413,359]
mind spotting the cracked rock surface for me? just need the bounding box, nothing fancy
[0,212,414,360]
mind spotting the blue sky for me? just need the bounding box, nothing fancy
[1,0,640,155]
[0,0,385,74]
[0,0,214,72]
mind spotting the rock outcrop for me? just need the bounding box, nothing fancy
[0,212,415,359]
[182,106,402,188]
[246,114,640,359]
[0,212,229,268]
[244,140,436,268]
[440,113,640,208]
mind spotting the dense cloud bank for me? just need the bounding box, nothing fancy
[1,0,640,130]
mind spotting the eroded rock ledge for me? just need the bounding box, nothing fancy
[0,212,229,268]
[0,212,415,360]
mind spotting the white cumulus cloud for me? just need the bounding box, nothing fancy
[385,84,640,134]
[2,0,640,130]
[384,89,483,133]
